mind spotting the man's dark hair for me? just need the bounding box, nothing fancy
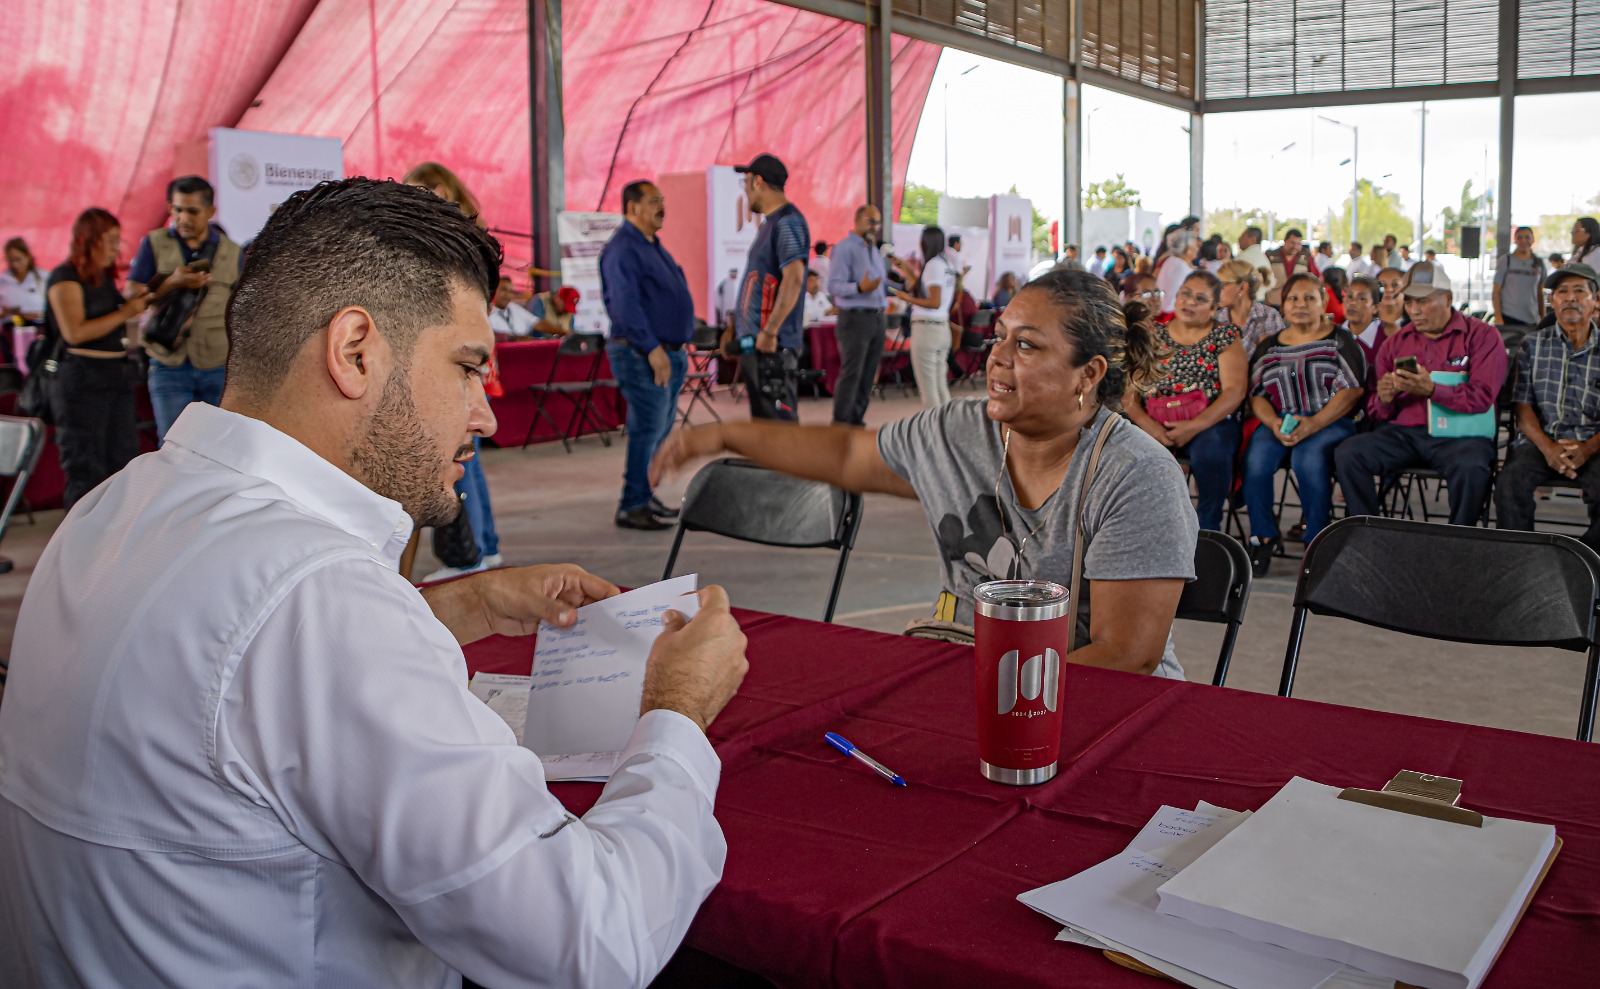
[1285,228,1304,239]
[167,175,215,207]
[949,234,962,248]
[1351,241,1363,251]
[1243,226,1263,240]
[814,240,829,255]
[621,180,654,213]
[226,178,502,400]
[1515,225,1534,235]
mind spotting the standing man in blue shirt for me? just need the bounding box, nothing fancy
[600,180,694,530]
[730,154,809,421]
[825,205,887,426]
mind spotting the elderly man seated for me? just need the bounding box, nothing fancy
[1334,261,1508,526]
[1496,262,1600,548]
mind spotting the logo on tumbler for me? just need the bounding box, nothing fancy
[997,648,1059,715]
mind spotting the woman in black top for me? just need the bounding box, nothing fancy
[44,208,150,509]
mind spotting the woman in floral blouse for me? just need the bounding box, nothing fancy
[1125,269,1248,530]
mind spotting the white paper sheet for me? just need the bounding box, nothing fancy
[522,575,700,781]
[1155,777,1557,989]
[468,673,531,744]
[1020,807,1344,989]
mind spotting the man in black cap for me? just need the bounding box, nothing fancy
[728,154,809,420]
[1496,262,1600,548]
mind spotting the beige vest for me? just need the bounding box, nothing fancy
[145,228,241,369]
[530,292,575,334]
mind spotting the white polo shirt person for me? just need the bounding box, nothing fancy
[0,178,748,989]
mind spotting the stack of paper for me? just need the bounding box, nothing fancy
[1019,776,1558,989]
[468,575,700,781]
[1155,777,1558,989]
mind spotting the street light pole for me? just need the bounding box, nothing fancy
[1267,142,1297,242]
[1320,116,1358,245]
[942,64,979,197]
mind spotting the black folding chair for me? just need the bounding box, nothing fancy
[522,333,613,453]
[950,309,996,390]
[1278,516,1600,742]
[662,458,864,622]
[874,313,912,397]
[677,321,723,427]
[0,416,45,575]
[1176,530,1253,687]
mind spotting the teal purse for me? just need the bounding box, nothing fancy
[1426,371,1496,439]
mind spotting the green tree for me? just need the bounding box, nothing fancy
[1084,174,1142,210]
[1325,179,1415,250]
[899,181,940,225]
[1436,179,1493,254]
[1204,207,1297,247]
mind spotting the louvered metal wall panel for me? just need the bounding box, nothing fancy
[1205,0,1499,100]
[891,0,1070,59]
[1520,0,1600,78]
[1081,0,1198,97]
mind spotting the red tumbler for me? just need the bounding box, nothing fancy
[973,580,1072,785]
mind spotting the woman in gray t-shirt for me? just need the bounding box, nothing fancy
[651,268,1200,678]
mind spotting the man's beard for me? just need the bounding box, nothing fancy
[347,369,465,529]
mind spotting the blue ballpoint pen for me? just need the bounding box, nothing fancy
[825,732,907,787]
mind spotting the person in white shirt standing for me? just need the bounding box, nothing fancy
[714,267,740,332]
[891,225,957,407]
[0,178,749,989]
[1235,226,1275,303]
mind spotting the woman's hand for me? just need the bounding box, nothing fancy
[1164,419,1203,448]
[121,291,151,318]
[649,424,726,488]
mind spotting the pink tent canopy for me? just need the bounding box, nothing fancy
[3,0,937,275]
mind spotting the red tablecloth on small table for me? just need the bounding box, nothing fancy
[487,339,625,448]
[465,614,1600,988]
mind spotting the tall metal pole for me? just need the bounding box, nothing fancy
[1496,0,1518,260]
[942,82,949,196]
[529,0,564,291]
[1417,102,1428,251]
[1352,128,1359,246]
[865,0,893,223]
[1064,78,1082,253]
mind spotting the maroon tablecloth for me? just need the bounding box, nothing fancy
[487,339,625,448]
[465,615,1600,988]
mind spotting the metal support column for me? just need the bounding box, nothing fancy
[1189,112,1204,221]
[529,0,564,291]
[865,0,893,221]
[1495,0,1517,256]
[1064,77,1082,252]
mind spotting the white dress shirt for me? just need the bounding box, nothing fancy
[0,403,724,989]
[802,290,832,326]
[0,267,47,318]
[489,302,538,337]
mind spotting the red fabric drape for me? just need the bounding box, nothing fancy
[2,0,938,273]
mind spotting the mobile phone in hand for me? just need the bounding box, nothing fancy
[1394,356,1419,375]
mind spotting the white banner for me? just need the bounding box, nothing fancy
[558,212,624,337]
[989,195,1033,288]
[208,128,342,245]
[706,165,760,311]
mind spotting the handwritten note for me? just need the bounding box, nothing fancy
[523,575,700,780]
[468,673,532,744]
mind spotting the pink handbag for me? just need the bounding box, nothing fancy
[1145,389,1209,425]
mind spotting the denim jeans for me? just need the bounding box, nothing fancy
[455,438,499,559]
[1243,417,1355,543]
[1175,417,1241,531]
[608,342,687,512]
[149,359,227,443]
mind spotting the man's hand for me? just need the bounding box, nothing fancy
[650,424,726,487]
[1558,439,1592,475]
[858,274,881,293]
[1394,367,1435,397]
[1542,441,1579,479]
[1376,372,1400,404]
[647,345,672,387]
[755,329,778,354]
[422,564,620,645]
[639,585,749,733]
[172,265,210,291]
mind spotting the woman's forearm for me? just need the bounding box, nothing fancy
[61,310,130,346]
[710,422,915,497]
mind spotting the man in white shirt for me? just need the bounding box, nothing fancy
[0,178,749,989]
[802,270,834,326]
[488,275,538,336]
[714,268,740,331]
[1235,226,1275,303]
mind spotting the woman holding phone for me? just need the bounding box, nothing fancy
[1240,272,1366,574]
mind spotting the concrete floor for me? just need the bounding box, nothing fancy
[1,383,1592,741]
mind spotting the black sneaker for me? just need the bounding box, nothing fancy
[615,507,673,531]
[1247,536,1278,578]
[648,496,680,519]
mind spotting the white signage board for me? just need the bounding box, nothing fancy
[208,128,343,245]
[558,212,625,337]
[706,165,760,311]
[989,195,1033,288]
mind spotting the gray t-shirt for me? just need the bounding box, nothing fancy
[877,399,1199,678]
[1494,252,1546,326]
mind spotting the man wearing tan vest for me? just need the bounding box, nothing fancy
[127,176,242,442]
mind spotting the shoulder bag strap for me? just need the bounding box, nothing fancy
[1066,414,1119,655]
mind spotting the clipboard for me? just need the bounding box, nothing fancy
[1104,771,1562,987]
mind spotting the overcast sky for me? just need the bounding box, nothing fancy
[906,47,1600,243]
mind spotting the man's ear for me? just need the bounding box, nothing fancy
[325,307,382,400]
